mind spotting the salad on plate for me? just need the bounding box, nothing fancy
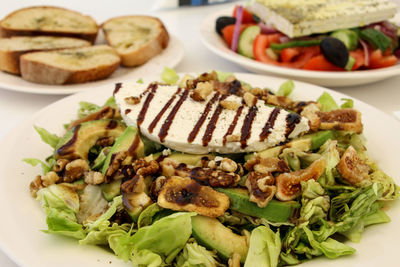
[25,69,399,267]
[216,0,400,71]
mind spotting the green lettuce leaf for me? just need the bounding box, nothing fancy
[318,140,340,186]
[317,92,339,112]
[370,169,400,201]
[216,71,234,82]
[302,227,355,259]
[161,67,179,85]
[277,80,294,97]
[80,223,131,245]
[300,180,330,224]
[131,249,163,267]
[244,226,281,267]
[77,101,101,118]
[109,212,195,264]
[137,203,162,228]
[23,157,54,175]
[33,125,60,149]
[303,227,356,259]
[84,195,123,231]
[176,240,220,267]
[340,98,354,108]
[37,184,85,239]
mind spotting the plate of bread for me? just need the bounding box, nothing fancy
[0,6,184,94]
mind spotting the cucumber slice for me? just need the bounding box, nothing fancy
[330,29,359,51]
[238,25,260,58]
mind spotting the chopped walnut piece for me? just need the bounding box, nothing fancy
[337,146,370,185]
[64,159,89,182]
[318,108,363,134]
[53,159,69,172]
[95,136,115,147]
[275,157,326,201]
[68,106,116,130]
[220,100,241,110]
[105,151,128,182]
[42,171,60,187]
[300,103,321,132]
[157,176,230,217]
[191,81,213,101]
[262,94,293,109]
[244,156,289,174]
[246,172,276,207]
[220,158,238,173]
[225,134,240,143]
[243,92,257,107]
[124,96,140,105]
[30,175,44,197]
[133,159,160,176]
[84,171,105,185]
[197,71,218,82]
[159,158,178,177]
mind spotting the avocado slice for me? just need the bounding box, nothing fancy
[217,188,300,223]
[244,130,335,161]
[101,126,145,176]
[101,179,121,201]
[123,191,152,222]
[55,119,126,160]
[167,152,213,166]
[191,215,248,263]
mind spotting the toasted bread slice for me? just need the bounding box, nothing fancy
[0,6,99,43]
[0,36,91,74]
[102,16,169,67]
[20,45,121,85]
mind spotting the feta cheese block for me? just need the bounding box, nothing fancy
[114,82,310,154]
[249,0,397,38]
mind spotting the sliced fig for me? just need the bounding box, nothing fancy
[275,157,326,201]
[337,146,370,185]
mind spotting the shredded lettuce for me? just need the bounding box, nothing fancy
[176,240,221,267]
[300,180,330,224]
[109,212,195,265]
[161,67,179,85]
[37,184,86,239]
[277,80,294,97]
[318,140,340,186]
[340,98,354,108]
[80,223,130,245]
[244,226,281,267]
[33,125,60,149]
[317,92,339,112]
[23,157,54,175]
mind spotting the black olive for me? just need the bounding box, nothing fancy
[320,37,349,68]
[216,16,236,36]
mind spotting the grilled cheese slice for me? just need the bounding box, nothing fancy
[249,0,397,38]
[114,82,310,154]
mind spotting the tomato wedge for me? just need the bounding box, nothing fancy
[254,34,320,68]
[369,49,397,69]
[222,24,254,47]
[302,55,344,71]
[233,5,256,23]
[349,49,365,70]
[280,48,301,63]
[253,33,283,64]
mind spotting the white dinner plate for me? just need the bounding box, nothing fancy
[0,73,399,267]
[0,34,184,95]
[200,7,400,87]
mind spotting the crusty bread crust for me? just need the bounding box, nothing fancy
[20,57,120,85]
[20,46,121,85]
[0,36,91,75]
[0,6,99,43]
[0,50,22,74]
[102,16,169,67]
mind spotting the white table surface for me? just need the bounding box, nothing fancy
[0,0,399,266]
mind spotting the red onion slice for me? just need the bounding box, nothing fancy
[258,22,279,34]
[359,38,369,66]
[279,36,290,44]
[231,5,243,52]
